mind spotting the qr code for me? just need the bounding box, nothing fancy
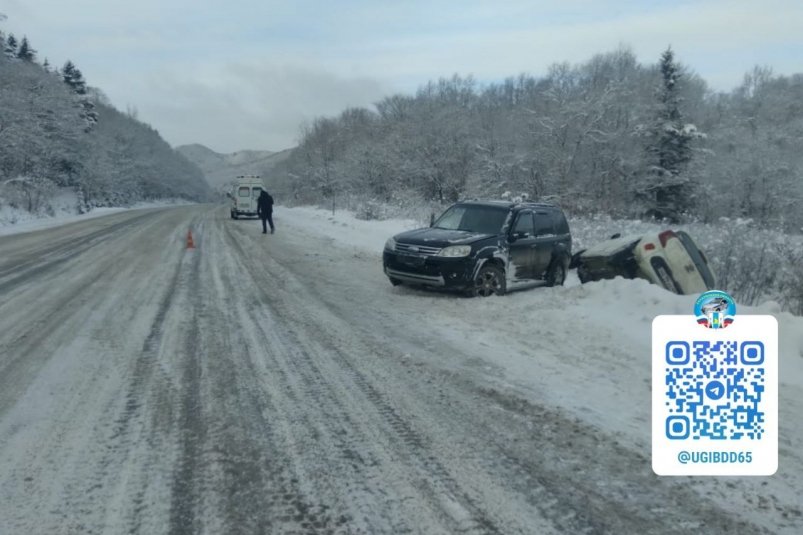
[664,340,765,440]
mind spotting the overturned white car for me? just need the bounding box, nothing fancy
[571,230,716,295]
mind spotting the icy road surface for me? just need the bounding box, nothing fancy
[0,205,801,534]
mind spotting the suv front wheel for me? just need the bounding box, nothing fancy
[469,265,506,297]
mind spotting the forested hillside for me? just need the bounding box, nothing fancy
[0,26,211,221]
[274,47,803,231]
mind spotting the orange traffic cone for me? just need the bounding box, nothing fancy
[186,230,195,249]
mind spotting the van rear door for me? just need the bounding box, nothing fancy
[237,186,252,212]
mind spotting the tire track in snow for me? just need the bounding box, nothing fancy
[0,207,201,534]
[68,217,198,535]
[224,221,505,534]
[0,211,156,296]
[207,221,354,533]
[311,286,768,534]
[0,210,183,419]
[237,207,771,535]
[167,233,206,535]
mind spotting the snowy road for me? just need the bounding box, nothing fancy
[0,205,800,534]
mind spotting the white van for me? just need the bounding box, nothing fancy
[229,176,264,219]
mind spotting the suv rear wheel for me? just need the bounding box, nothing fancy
[546,257,567,287]
[469,265,506,297]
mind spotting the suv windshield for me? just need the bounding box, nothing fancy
[433,205,509,234]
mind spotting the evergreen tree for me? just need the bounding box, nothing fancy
[62,60,87,94]
[61,60,97,129]
[16,36,35,62]
[42,57,50,71]
[61,60,75,80]
[4,33,17,58]
[639,47,702,221]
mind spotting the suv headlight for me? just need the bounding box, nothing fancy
[385,237,397,251]
[438,245,471,257]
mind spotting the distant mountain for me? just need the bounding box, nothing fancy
[177,144,292,190]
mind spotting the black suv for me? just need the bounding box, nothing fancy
[383,201,572,296]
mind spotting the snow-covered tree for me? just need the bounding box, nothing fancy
[270,45,801,233]
[637,47,704,221]
[0,40,210,211]
[62,60,87,94]
[16,36,35,62]
[4,33,17,58]
[59,60,97,129]
[699,67,803,230]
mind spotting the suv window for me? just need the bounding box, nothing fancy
[433,205,509,235]
[512,212,534,237]
[238,186,250,197]
[533,212,554,236]
[552,212,569,235]
[435,206,465,229]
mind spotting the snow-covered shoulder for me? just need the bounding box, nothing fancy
[0,199,195,237]
[279,205,421,253]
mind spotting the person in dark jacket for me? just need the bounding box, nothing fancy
[256,189,275,234]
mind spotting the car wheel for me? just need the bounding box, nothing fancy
[389,277,402,287]
[470,265,506,297]
[577,265,590,284]
[546,257,567,287]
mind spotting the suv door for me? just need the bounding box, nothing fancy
[508,211,536,281]
[532,211,557,279]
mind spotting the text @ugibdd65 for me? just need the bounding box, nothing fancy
[677,451,753,464]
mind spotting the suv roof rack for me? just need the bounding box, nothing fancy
[517,200,559,208]
[457,199,559,209]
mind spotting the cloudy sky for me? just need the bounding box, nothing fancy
[2,0,801,153]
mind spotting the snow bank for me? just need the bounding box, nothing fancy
[279,204,803,434]
[278,205,802,391]
[280,206,420,253]
[0,199,195,237]
[279,204,803,533]
[570,214,803,313]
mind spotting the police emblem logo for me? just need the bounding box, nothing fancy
[694,290,736,329]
